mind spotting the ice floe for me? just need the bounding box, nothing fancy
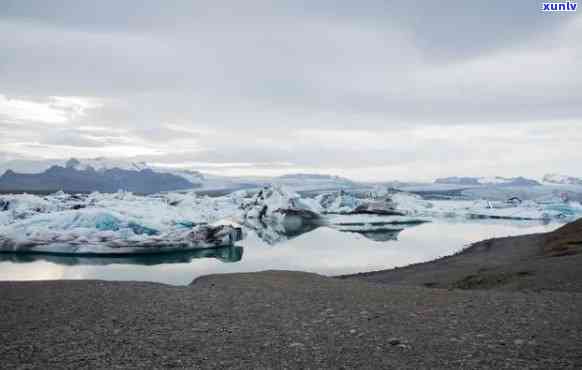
[0,208,243,254]
[1,185,581,253]
[315,188,582,222]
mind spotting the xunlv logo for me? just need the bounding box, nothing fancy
[542,2,578,11]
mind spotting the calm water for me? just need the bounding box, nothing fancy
[0,220,560,285]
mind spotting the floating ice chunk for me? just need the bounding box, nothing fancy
[79,190,240,227]
[316,190,404,215]
[240,185,322,220]
[0,193,85,225]
[235,185,324,244]
[2,187,579,251]
[316,190,362,213]
[0,208,243,254]
[377,191,581,222]
[388,192,433,215]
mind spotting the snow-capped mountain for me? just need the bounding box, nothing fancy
[543,174,582,186]
[0,157,151,175]
[66,157,149,172]
[433,177,481,186]
[435,176,540,187]
[0,157,361,193]
[65,158,206,184]
[0,160,196,194]
[0,157,206,186]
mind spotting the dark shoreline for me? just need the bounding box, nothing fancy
[340,218,582,292]
[1,219,581,368]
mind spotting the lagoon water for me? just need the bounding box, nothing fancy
[0,220,560,285]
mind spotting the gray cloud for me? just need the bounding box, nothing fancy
[0,1,581,180]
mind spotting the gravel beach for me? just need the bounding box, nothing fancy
[1,220,581,369]
[342,219,582,293]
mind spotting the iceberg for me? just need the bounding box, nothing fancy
[543,174,582,186]
[315,190,405,215]
[237,185,324,244]
[0,208,243,254]
[0,192,88,226]
[396,196,579,221]
[1,185,580,252]
[240,185,323,222]
[316,188,582,223]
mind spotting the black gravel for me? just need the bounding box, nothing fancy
[342,229,582,293]
[2,221,582,368]
[1,271,581,369]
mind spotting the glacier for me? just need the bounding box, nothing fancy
[1,184,581,254]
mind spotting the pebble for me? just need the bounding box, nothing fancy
[388,338,401,346]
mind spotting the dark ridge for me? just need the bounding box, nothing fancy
[0,165,198,194]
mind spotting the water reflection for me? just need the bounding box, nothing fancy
[340,228,403,242]
[0,245,243,266]
[329,219,426,243]
[242,213,323,245]
[244,213,427,245]
[0,221,563,285]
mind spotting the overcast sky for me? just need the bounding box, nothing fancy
[0,1,580,181]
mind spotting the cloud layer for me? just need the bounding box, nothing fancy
[1,1,581,180]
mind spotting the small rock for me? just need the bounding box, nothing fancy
[388,338,401,346]
[289,342,304,348]
[514,339,525,346]
[349,329,357,334]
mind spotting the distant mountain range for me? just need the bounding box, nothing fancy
[2,157,579,194]
[272,173,355,190]
[543,174,582,186]
[0,159,196,194]
[0,157,205,183]
[0,158,359,194]
[434,176,541,187]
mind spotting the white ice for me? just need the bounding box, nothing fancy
[1,185,581,254]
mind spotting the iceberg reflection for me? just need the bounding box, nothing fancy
[339,228,404,242]
[0,245,243,266]
[243,213,322,245]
